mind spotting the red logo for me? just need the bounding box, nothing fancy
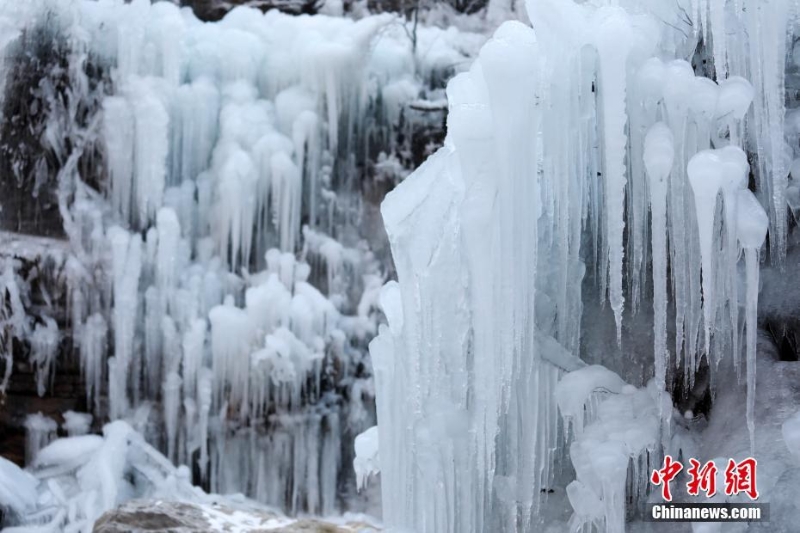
[724,458,759,500]
[686,458,717,497]
[651,456,759,501]
[651,455,683,501]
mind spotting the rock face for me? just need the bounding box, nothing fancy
[92,500,380,533]
[0,232,81,467]
[178,0,323,21]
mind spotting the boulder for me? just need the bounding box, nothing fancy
[92,499,380,533]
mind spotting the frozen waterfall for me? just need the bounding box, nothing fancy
[0,0,482,528]
[372,0,787,531]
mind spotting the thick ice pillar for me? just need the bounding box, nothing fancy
[372,21,559,533]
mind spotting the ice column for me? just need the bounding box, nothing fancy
[373,19,564,532]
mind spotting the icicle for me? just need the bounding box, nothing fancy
[715,76,754,147]
[103,97,135,222]
[108,227,143,420]
[689,77,719,150]
[644,123,674,389]
[662,59,695,366]
[129,77,170,229]
[197,369,213,480]
[171,78,220,185]
[708,0,727,79]
[687,150,725,353]
[24,412,57,465]
[270,152,302,253]
[29,316,60,397]
[592,7,633,342]
[736,189,768,454]
[719,146,750,370]
[163,371,182,464]
[156,207,181,290]
[214,146,258,270]
[80,313,107,413]
[181,318,206,404]
[742,0,791,261]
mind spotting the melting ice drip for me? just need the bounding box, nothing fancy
[0,0,480,523]
[372,0,788,531]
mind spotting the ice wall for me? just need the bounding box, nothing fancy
[0,0,482,518]
[373,0,784,530]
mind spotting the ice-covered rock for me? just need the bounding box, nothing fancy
[353,426,380,491]
[0,456,38,522]
[93,499,381,532]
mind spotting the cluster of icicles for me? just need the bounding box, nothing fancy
[0,0,478,523]
[370,0,787,531]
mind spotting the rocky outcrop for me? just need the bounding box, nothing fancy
[92,500,380,532]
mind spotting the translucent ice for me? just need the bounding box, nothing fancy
[737,189,768,454]
[644,122,674,388]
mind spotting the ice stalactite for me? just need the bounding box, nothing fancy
[593,8,633,341]
[24,413,57,465]
[736,189,768,453]
[719,145,750,371]
[643,122,674,390]
[29,316,59,397]
[700,0,793,261]
[715,76,754,147]
[687,145,752,387]
[741,0,792,263]
[687,150,725,353]
[80,313,107,414]
[0,259,30,394]
[707,0,728,79]
[108,226,142,421]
